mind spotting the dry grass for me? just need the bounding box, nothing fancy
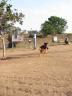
[0,45,72,96]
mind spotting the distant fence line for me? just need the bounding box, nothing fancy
[0,34,72,49]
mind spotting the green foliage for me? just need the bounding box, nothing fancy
[28,30,37,38]
[28,30,44,38]
[0,0,24,35]
[41,16,67,36]
[36,32,43,38]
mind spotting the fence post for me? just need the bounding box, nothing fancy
[34,33,36,49]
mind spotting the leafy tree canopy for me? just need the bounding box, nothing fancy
[0,0,24,35]
[41,16,67,36]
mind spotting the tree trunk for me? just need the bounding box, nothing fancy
[0,36,6,59]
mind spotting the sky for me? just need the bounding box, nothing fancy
[9,0,72,33]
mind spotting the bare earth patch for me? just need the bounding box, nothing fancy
[0,45,72,96]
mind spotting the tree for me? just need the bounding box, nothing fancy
[28,30,37,38]
[0,0,24,59]
[40,16,67,36]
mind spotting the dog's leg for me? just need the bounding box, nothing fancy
[40,49,42,53]
[43,49,46,54]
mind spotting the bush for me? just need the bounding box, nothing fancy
[37,33,43,38]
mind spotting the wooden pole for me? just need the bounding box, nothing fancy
[0,36,6,59]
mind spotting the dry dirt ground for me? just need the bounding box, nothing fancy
[0,45,72,96]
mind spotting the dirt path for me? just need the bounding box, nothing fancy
[0,45,72,96]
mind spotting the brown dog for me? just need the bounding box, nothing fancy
[40,42,48,53]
